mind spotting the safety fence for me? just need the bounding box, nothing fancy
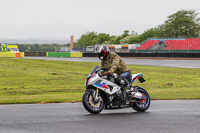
[0,52,200,58]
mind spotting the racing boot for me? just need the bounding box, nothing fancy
[119,85,128,102]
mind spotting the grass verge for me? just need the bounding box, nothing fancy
[0,58,199,104]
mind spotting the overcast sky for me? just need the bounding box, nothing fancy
[0,0,199,40]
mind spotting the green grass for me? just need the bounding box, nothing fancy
[0,58,200,104]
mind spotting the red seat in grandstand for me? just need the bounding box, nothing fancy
[137,38,200,50]
[136,40,160,49]
[164,38,200,50]
[164,40,188,50]
[185,38,200,49]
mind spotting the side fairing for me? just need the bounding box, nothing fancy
[87,74,121,95]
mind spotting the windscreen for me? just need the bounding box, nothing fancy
[88,65,100,77]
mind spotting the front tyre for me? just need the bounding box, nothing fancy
[132,87,150,112]
[82,90,104,114]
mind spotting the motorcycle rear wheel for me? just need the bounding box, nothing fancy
[82,90,104,114]
[132,87,150,112]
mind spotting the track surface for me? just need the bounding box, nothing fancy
[24,57,200,68]
[0,100,200,133]
[3,57,198,133]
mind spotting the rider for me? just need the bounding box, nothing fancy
[98,46,134,98]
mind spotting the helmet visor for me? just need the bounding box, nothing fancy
[98,51,104,60]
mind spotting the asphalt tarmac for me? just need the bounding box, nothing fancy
[24,57,200,69]
[0,100,200,133]
[3,57,198,133]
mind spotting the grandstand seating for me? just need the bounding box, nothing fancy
[185,38,200,49]
[137,38,200,50]
[136,40,160,49]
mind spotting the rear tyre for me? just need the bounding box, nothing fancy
[82,90,104,114]
[132,87,150,112]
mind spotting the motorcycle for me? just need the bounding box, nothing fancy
[82,65,150,114]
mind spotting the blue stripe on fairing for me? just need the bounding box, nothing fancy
[94,83,106,88]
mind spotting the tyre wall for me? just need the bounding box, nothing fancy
[24,52,46,57]
[82,53,200,58]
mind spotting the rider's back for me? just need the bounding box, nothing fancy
[101,52,131,75]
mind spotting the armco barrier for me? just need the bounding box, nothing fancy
[0,52,15,57]
[16,53,20,57]
[70,52,83,57]
[0,52,24,57]
[47,52,59,57]
[47,52,70,57]
[24,52,46,57]
[0,52,7,57]
[60,52,70,57]
[20,52,24,57]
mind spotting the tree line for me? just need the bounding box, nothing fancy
[76,9,200,47]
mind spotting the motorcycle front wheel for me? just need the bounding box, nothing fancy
[132,87,151,112]
[82,90,104,114]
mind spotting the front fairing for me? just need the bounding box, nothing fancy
[85,65,100,86]
[87,65,100,78]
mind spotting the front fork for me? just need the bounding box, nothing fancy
[93,88,100,102]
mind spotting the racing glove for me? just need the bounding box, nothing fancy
[104,72,110,76]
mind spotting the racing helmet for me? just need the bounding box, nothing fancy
[98,46,110,60]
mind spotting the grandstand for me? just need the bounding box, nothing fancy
[136,38,200,51]
[136,40,160,49]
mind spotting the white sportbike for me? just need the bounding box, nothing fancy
[82,65,150,114]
